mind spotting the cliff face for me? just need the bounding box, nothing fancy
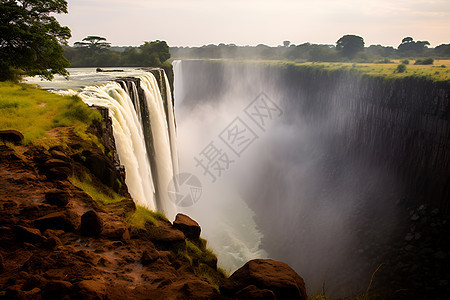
[175,60,450,297]
[179,60,450,213]
[280,67,450,213]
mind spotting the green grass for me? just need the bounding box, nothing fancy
[176,237,227,290]
[69,171,124,205]
[0,81,101,144]
[126,206,168,228]
[224,59,450,83]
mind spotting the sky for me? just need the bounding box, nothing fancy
[57,0,450,47]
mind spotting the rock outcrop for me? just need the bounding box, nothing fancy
[173,213,201,240]
[0,124,307,299]
[221,259,307,300]
[0,130,24,144]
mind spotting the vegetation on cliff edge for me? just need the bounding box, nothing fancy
[0,82,101,144]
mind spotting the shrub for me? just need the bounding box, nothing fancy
[401,59,409,65]
[414,58,434,65]
[395,63,407,73]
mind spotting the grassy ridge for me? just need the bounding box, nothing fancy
[0,81,100,144]
[227,59,450,83]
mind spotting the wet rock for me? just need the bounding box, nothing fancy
[14,225,44,244]
[34,211,77,232]
[0,130,24,144]
[173,213,201,240]
[80,210,103,237]
[44,190,70,207]
[221,259,307,300]
[236,285,276,300]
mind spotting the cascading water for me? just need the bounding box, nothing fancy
[75,72,178,219]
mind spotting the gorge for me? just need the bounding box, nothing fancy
[17,62,450,299]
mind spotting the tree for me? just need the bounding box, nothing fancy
[398,37,430,54]
[139,40,170,66]
[74,36,111,51]
[336,35,365,58]
[283,40,291,48]
[0,0,71,81]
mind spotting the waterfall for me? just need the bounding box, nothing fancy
[75,72,177,219]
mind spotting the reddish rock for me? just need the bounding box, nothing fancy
[43,236,62,250]
[77,279,107,299]
[50,150,69,161]
[42,159,73,180]
[0,130,24,144]
[220,259,307,300]
[159,279,221,299]
[14,225,44,244]
[236,285,276,300]
[173,213,201,240]
[80,210,103,237]
[45,190,70,207]
[34,211,77,232]
[102,220,130,241]
[141,249,159,266]
[142,220,185,244]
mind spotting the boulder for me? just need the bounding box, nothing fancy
[77,279,107,299]
[42,159,73,181]
[34,211,77,232]
[141,249,159,266]
[144,220,185,245]
[102,220,130,241]
[0,130,24,144]
[14,225,44,244]
[45,190,70,207]
[173,213,201,240]
[220,259,307,300]
[80,210,103,237]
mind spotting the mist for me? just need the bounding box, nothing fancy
[172,60,401,294]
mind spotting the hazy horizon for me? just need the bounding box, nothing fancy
[57,0,450,48]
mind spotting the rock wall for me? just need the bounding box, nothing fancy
[175,60,450,297]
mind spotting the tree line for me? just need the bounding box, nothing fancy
[64,36,171,68]
[1,0,448,81]
[170,35,450,62]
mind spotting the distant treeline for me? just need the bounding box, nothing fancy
[64,36,171,67]
[170,37,450,62]
[63,35,450,68]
